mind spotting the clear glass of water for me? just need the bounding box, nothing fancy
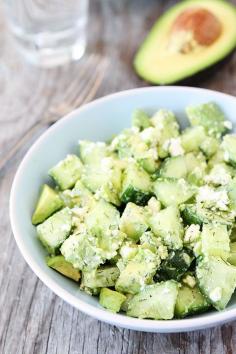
[3,0,88,67]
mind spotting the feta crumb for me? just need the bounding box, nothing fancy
[209,287,222,302]
[184,224,200,244]
[197,186,229,211]
[224,121,233,130]
[182,275,196,288]
[164,138,184,156]
[205,166,231,186]
[140,127,158,147]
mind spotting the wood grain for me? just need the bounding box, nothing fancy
[1,0,236,353]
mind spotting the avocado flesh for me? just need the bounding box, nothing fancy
[47,255,81,282]
[32,184,63,225]
[134,0,236,84]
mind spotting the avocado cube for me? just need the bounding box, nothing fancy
[228,242,236,266]
[127,281,178,320]
[99,288,126,313]
[181,126,206,153]
[49,154,83,190]
[47,255,80,282]
[149,206,184,250]
[186,102,227,137]
[120,163,153,206]
[120,203,148,242]
[37,208,72,254]
[81,266,120,290]
[32,184,63,225]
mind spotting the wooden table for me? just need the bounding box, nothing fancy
[1,1,236,353]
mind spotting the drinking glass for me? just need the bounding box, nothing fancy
[3,0,88,67]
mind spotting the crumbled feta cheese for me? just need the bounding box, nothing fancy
[224,121,233,130]
[224,151,230,162]
[157,245,168,260]
[196,186,229,211]
[209,287,222,302]
[147,197,161,214]
[164,138,184,156]
[140,127,158,147]
[184,224,200,244]
[182,275,196,289]
[205,166,231,186]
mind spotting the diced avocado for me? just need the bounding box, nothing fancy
[49,155,83,190]
[82,157,122,206]
[32,184,63,225]
[37,208,72,254]
[47,255,80,282]
[85,199,120,237]
[175,284,210,318]
[132,109,151,130]
[154,178,195,207]
[181,126,206,153]
[120,163,153,206]
[134,0,236,85]
[196,256,236,310]
[158,249,194,281]
[127,281,178,320]
[200,136,220,158]
[60,232,103,271]
[228,242,236,266]
[149,205,184,249]
[81,266,120,290]
[120,293,134,312]
[222,134,236,167]
[200,224,230,260]
[227,178,236,211]
[119,203,148,242]
[186,102,228,137]
[115,248,158,294]
[79,140,109,165]
[181,204,233,227]
[99,288,126,313]
[208,148,225,169]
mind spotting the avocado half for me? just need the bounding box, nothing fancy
[134,0,236,84]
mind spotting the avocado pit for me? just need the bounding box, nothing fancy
[169,8,222,54]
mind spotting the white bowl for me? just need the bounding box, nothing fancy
[10,86,236,332]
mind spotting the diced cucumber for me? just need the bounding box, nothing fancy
[99,288,126,313]
[32,184,63,225]
[85,199,120,237]
[79,140,109,165]
[119,202,148,242]
[120,163,153,206]
[181,205,233,227]
[115,248,158,294]
[222,134,236,167]
[186,102,227,137]
[127,281,178,320]
[158,249,194,281]
[132,109,151,130]
[47,255,80,282]
[81,157,122,206]
[149,206,184,250]
[151,109,180,158]
[159,156,187,179]
[49,155,83,190]
[60,180,94,209]
[81,266,120,290]
[200,136,220,158]
[60,232,103,271]
[205,163,233,186]
[208,149,225,169]
[37,208,72,254]
[196,256,236,310]
[154,178,195,207]
[175,284,210,318]
[228,242,236,266]
[200,224,230,260]
[181,126,206,153]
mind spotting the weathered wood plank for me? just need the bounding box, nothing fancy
[1,0,236,353]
